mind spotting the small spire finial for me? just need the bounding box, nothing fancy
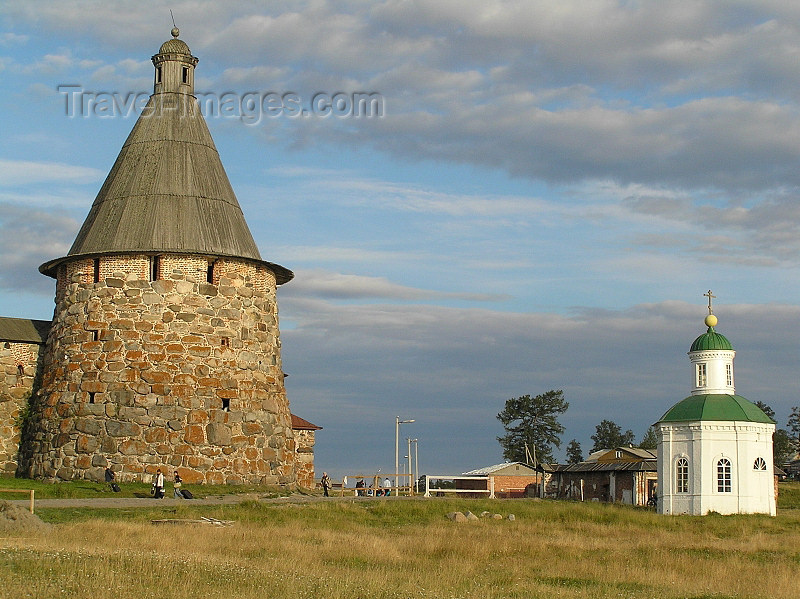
[170,9,179,37]
[704,290,715,315]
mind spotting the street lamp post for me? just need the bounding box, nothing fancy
[406,437,412,492]
[410,438,419,493]
[395,416,415,491]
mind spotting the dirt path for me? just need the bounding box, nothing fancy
[6,492,398,510]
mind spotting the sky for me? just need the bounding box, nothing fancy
[0,1,799,479]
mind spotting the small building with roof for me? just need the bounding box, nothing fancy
[655,292,776,515]
[545,446,657,505]
[461,461,541,498]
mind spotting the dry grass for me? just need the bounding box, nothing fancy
[1,499,799,599]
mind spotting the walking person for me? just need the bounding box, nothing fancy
[105,466,120,492]
[153,468,165,499]
[321,472,331,497]
[173,471,183,499]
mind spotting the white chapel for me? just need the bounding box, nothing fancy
[656,291,776,516]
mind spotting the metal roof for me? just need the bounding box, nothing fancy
[290,414,322,430]
[659,394,773,423]
[690,327,733,351]
[555,461,657,473]
[0,317,51,344]
[463,462,537,475]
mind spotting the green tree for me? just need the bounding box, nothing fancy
[639,426,658,450]
[755,401,776,421]
[590,419,635,453]
[497,390,568,465]
[565,439,583,464]
[788,406,800,450]
[773,429,793,467]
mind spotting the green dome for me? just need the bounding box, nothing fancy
[659,394,773,423]
[690,327,733,352]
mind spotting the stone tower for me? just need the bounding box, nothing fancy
[656,292,775,515]
[18,30,297,485]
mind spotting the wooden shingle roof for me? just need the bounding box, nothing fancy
[0,317,51,344]
[40,35,292,285]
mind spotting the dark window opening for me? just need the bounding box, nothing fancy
[221,337,230,347]
[156,66,162,84]
[92,330,99,341]
[222,398,230,411]
[150,255,161,281]
[93,258,101,283]
[207,260,215,283]
[88,392,96,404]
[182,66,189,84]
[17,364,24,377]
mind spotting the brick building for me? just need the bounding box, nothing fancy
[1,30,320,487]
[461,462,542,498]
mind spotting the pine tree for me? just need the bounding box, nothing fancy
[565,439,583,464]
[497,390,568,465]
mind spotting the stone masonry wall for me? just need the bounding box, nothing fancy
[293,428,316,489]
[20,253,295,485]
[0,341,45,474]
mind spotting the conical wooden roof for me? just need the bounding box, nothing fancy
[41,32,292,284]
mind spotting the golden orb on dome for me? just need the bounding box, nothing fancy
[705,314,718,328]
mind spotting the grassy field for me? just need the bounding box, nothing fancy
[1,485,799,599]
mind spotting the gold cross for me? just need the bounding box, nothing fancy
[704,290,716,315]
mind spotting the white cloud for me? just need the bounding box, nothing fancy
[283,269,508,302]
[0,203,78,293]
[0,159,103,186]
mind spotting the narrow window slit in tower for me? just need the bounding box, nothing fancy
[182,66,189,84]
[156,66,162,84]
[92,330,99,341]
[88,392,96,404]
[93,258,101,283]
[222,398,230,411]
[207,260,215,284]
[221,337,230,348]
[150,255,160,281]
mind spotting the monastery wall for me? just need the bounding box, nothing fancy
[19,253,296,485]
[0,341,45,473]
[293,428,317,489]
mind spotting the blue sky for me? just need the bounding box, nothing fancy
[1,1,799,478]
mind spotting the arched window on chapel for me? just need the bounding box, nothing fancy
[676,457,689,493]
[717,458,732,493]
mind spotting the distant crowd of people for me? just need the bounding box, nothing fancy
[320,473,395,497]
[102,466,192,499]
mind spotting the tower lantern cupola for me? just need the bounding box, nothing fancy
[688,290,735,394]
[151,28,198,95]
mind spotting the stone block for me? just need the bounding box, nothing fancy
[106,420,141,437]
[142,292,163,305]
[144,428,167,443]
[119,439,147,455]
[198,283,217,297]
[185,425,205,444]
[76,435,99,454]
[141,371,170,384]
[75,418,102,435]
[207,422,232,446]
[151,280,174,294]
